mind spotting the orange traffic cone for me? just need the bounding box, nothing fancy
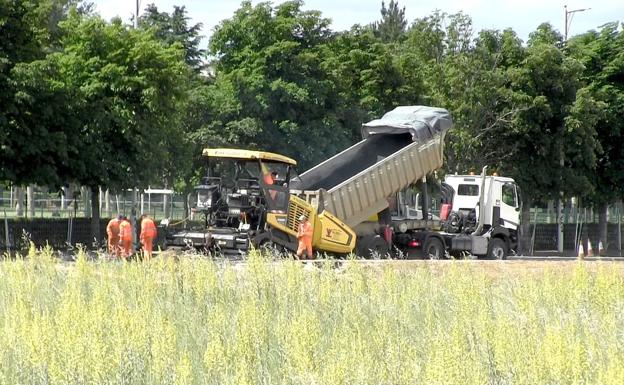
[598,240,606,256]
[587,239,595,257]
[577,242,585,260]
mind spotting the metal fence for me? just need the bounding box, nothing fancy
[0,186,192,221]
[527,205,623,256]
[2,185,623,256]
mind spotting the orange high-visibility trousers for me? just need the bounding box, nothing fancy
[297,237,313,259]
[108,236,120,257]
[120,239,133,259]
[142,237,154,259]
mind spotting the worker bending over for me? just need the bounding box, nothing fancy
[118,216,133,259]
[140,214,157,260]
[296,214,314,260]
[106,214,122,257]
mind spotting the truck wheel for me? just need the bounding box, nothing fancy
[488,238,508,260]
[358,235,390,259]
[425,238,445,260]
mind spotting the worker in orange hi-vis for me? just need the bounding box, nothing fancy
[118,216,133,260]
[106,214,122,257]
[261,163,279,201]
[261,163,275,185]
[296,214,314,260]
[140,214,157,260]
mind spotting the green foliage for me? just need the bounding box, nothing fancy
[372,0,407,43]
[42,12,188,190]
[139,4,205,70]
[2,0,624,209]
[568,22,624,205]
[1,254,623,384]
[405,14,600,203]
[208,1,353,168]
[0,0,79,185]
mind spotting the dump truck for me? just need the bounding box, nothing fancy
[164,105,520,258]
[291,105,520,258]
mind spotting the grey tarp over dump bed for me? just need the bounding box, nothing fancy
[361,105,453,142]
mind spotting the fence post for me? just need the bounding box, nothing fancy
[67,215,71,247]
[4,210,10,253]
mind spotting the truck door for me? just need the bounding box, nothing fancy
[499,182,520,230]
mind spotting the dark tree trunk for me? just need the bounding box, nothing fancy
[90,186,101,248]
[519,195,532,255]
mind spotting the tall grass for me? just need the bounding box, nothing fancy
[1,247,623,385]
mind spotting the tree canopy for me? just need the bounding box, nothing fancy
[2,0,624,223]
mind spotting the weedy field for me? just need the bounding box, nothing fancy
[1,247,623,385]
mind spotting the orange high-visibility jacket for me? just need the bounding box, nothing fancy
[297,221,313,240]
[140,217,157,239]
[119,220,133,241]
[106,218,120,238]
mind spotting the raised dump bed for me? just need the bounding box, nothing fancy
[293,106,452,228]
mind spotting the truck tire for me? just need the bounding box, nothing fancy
[424,237,445,260]
[357,235,390,259]
[488,238,508,260]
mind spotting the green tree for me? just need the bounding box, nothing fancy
[13,11,189,241]
[139,3,210,214]
[209,0,353,168]
[139,3,205,70]
[0,0,80,185]
[372,0,407,43]
[568,22,623,247]
[322,25,425,140]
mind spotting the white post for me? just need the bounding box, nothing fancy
[163,191,169,218]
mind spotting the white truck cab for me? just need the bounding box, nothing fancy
[444,174,520,232]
